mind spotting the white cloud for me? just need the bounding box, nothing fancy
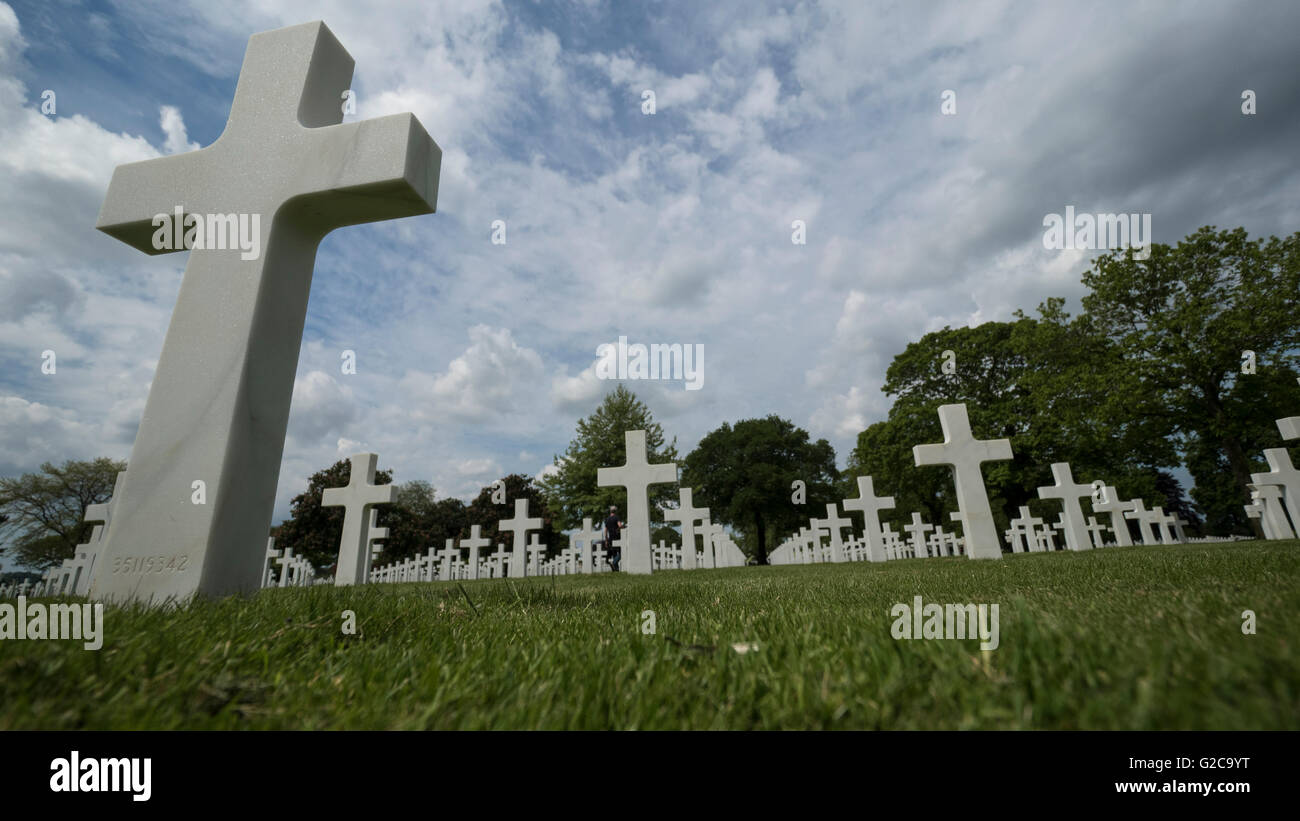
[159,105,201,154]
[287,370,357,444]
[2,0,1297,528]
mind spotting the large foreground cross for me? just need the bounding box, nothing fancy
[89,22,440,603]
[598,430,678,575]
[913,403,1013,560]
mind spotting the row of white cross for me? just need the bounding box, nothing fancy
[1243,445,1300,540]
[771,405,1300,563]
[9,404,1298,599]
[259,481,752,586]
[307,430,686,584]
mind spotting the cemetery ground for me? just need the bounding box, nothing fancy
[1,540,1296,731]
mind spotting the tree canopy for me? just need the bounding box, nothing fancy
[0,457,125,569]
[682,416,838,564]
[1080,226,1300,534]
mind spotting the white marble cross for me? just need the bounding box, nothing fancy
[1006,506,1042,553]
[364,508,389,581]
[804,522,828,564]
[322,453,397,586]
[1035,525,1058,552]
[575,517,601,574]
[1124,500,1162,545]
[499,498,542,578]
[884,525,905,559]
[1084,516,1109,548]
[943,530,962,556]
[1171,516,1190,543]
[76,471,126,595]
[438,539,459,582]
[1278,414,1300,442]
[903,512,934,559]
[263,537,281,588]
[913,404,1013,559]
[527,534,547,575]
[460,525,491,580]
[820,503,854,563]
[1244,490,1272,539]
[1254,448,1300,536]
[490,544,511,577]
[418,553,431,582]
[662,487,709,570]
[1249,484,1294,540]
[701,521,729,566]
[928,528,948,557]
[1150,506,1177,544]
[1036,463,1094,551]
[276,547,297,588]
[1091,485,1136,547]
[89,22,440,604]
[597,430,678,575]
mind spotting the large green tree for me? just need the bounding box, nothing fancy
[682,416,838,564]
[538,385,679,532]
[1081,226,1300,531]
[848,305,1178,534]
[0,458,125,569]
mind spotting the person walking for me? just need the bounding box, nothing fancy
[604,505,625,572]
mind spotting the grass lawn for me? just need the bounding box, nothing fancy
[1,539,1296,730]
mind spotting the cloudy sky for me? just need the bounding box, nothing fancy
[1,0,1298,524]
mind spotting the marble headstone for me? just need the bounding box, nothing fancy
[913,404,1013,559]
[89,21,441,604]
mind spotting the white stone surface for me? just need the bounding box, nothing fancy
[597,430,678,575]
[576,518,601,574]
[1085,516,1109,548]
[1244,490,1272,539]
[1091,486,1137,547]
[913,404,1013,559]
[498,498,542,577]
[821,503,853,563]
[662,488,709,571]
[1250,484,1294,540]
[89,21,440,604]
[364,508,388,581]
[1278,415,1300,441]
[1036,463,1094,551]
[322,453,397,586]
[1006,506,1042,553]
[1124,500,1161,545]
[903,512,933,559]
[1255,448,1300,536]
[263,537,281,588]
[459,526,491,580]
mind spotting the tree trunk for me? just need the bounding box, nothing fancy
[1203,384,1262,538]
[754,513,769,565]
